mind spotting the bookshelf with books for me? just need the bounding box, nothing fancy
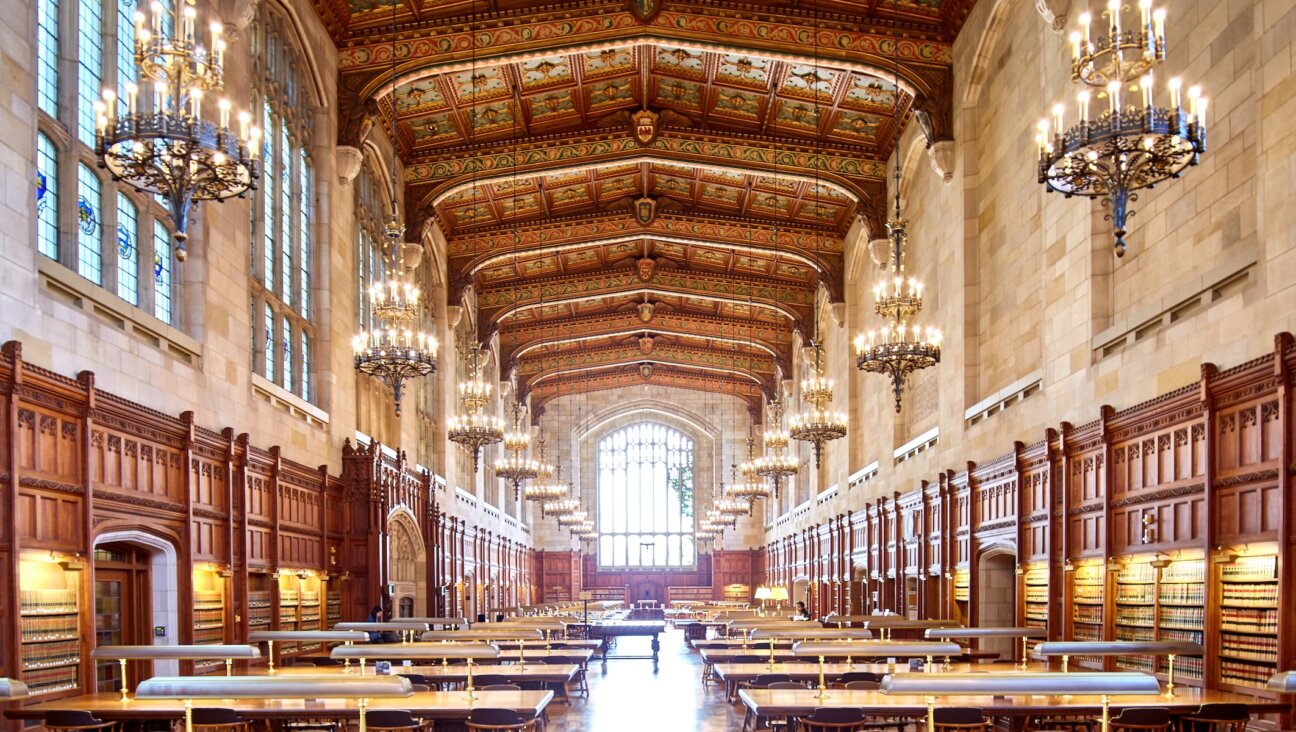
[18,559,82,698]
[1021,564,1048,658]
[1113,561,1155,671]
[1068,561,1106,669]
[1156,557,1205,683]
[1216,552,1280,690]
[192,565,226,675]
[326,590,343,626]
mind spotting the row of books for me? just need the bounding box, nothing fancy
[1073,605,1103,624]
[20,615,79,642]
[1220,607,1278,634]
[1220,632,1278,662]
[1221,660,1276,687]
[1115,584,1155,604]
[1159,606,1205,628]
[1116,564,1156,583]
[1161,655,1204,679]
[1220,556,1277,582]
[23,664,78,695]
[19,589,78,615]
[1158,583,1205,605]
[21,640,80,670]
[1161,561,1206,583]
[1115,606,1155,626]
[1219,583,1279,606]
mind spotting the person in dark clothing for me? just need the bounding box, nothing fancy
[367,605,383,642]
[795,601,811,620]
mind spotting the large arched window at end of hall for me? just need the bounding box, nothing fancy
[249,7,316,403]
[597,423,695,568]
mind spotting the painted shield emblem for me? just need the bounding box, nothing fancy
[634,196,656,226]
[631,109,659,146]
[629,0,661,22]
[637,302,655,323]
[638,335,654,355]
[639,363,654,380]
[636,256,656,282]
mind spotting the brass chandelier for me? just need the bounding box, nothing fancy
[523,445,568,515]
[1038,0,1206,257]
[448,342,503,472]
[495,401,542,500]
[790,337,848,467]
[94,1,259,261]
[752,399,799,498]
[350,0,436,415]
[730,442,772,506]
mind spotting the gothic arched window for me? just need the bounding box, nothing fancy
[597,423,695,568]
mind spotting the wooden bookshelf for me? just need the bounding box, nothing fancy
[1113,561,1156,672]
[1156,557,1205,683]
[18,574,80,698]
[1021,564,1048,658]
[1068,561,1105,669]
[1216,553,1280,690]
[326,590,342,626]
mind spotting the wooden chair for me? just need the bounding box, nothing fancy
[833,672,880,688]
[798,708,869,732]
[545,655,589,697]
[464,709,540,732]
[481,684,522,692]
[739,678,797,732]
[189,708,251,732]
[1110,708,1172,732]
[44,710,117,732]
[472,675,513,688]
[843,681,880,690]
[364,710,433,732]
[1177,704,1250,732]
[933,707,990,732]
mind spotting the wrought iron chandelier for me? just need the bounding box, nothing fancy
[854,15,941,413]
[524,461,569,516]
[448,342,503,472]
[753,399,799,498]
[556,508,588,528]
[495,401,541,500]
[94,1,259,261]
[1039,0,1206,256]
[730,444,772,507]
[351,0,436,415]
[790,337,848,467]
[545,497,580,519]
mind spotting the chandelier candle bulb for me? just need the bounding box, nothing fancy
[1108,0,1120,37]
[1153,8,1166,54]
[1080,12,1092,52]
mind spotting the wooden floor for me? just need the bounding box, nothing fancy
[547,628,742,731]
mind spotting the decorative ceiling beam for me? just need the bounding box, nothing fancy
[527,364,766,417]
[522,356,774,401]
[515,341,775,379]
[409,132,889,201]
[335,10,953,86]
[476,265,815,338]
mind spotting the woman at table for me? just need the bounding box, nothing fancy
[795,602,811,620]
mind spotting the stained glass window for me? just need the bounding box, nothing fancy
[36,134,58,259]
[153,221,172,322]
[76,0,104,146]
[261,102,275,287]
[299,331,310,402]
[279,120,292,307]
[116,193,138,304]
[116,0,137,118]
[299,150,311,317]
[264,303,275,383]
[77,165,103,283]
[36,0,58,117]
[282,317,293,394]
[597,423,696,568]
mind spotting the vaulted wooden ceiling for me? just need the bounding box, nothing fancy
[315,0,972,412]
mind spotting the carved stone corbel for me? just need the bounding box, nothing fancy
[926,140,956,184]
[218,0,258,38]
[336,145,363,186]
[868,238,892,271]
[1035,0,1072,32]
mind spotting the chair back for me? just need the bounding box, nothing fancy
[933,707,989,732]
[402,674,429,685]
[365,711,420,731]
[799,707,868,732]
[1179,704,1250,732]
[466,708,531,731]
[481,684,522,692]
[768,681,807,689]
[190,709,245,727]
[843,680,880,690]
[409,684,430,692]
[472,674,513,687]
[835,671,880,685]
[1109,707,1171,732]
[46,711,107,730]
[734,655,765,664]
[753,674,792,686]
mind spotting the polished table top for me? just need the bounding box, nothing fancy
[715,661,1026,682]
[265,664,579,683]
[6,690,554,720]
[701,649,995,664]
[694,639,799,649]
[736,687,1288,717]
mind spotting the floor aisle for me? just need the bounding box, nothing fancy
[545,629,743,731]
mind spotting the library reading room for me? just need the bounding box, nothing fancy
[0,0,1294,729]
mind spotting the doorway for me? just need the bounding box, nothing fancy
[93,543,152,694]
[976,550,1017,660]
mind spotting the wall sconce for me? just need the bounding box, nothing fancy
[217,566,233,579]
[296,569,311,580]
[1063,560,1075,573]
[1149,553,1170,570]
[57,553,85,571]
[1213,546,1239,564]
[1140,514,1157,545]
[1014,564,1025,577]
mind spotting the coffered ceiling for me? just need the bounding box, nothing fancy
[314,0,973,411]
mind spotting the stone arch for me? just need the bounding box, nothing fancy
[962,0,1024,108]
[974,544,1018,660]
[386,507,426,617]
[91,528,182,676]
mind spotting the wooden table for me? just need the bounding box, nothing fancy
[575,621,667,666]
[736,687,1287,721]
[6,689,554,729]
[694,639,798,650]
[700,648,997,665]
[713,662,1034,699]
[262,663,579,685]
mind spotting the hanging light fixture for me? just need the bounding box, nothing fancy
[545,497,580,519]
[495,400,540,500]
[790,336,848,467]
[715,467,750,520]
[753,398,799,498]
[731,438,772,506]
[94,1,259,262]
[448,342,503,472]
[524,457,568,516]
[855,2,940,413]
[351,0,437,415]
[1038,0,1206,257]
